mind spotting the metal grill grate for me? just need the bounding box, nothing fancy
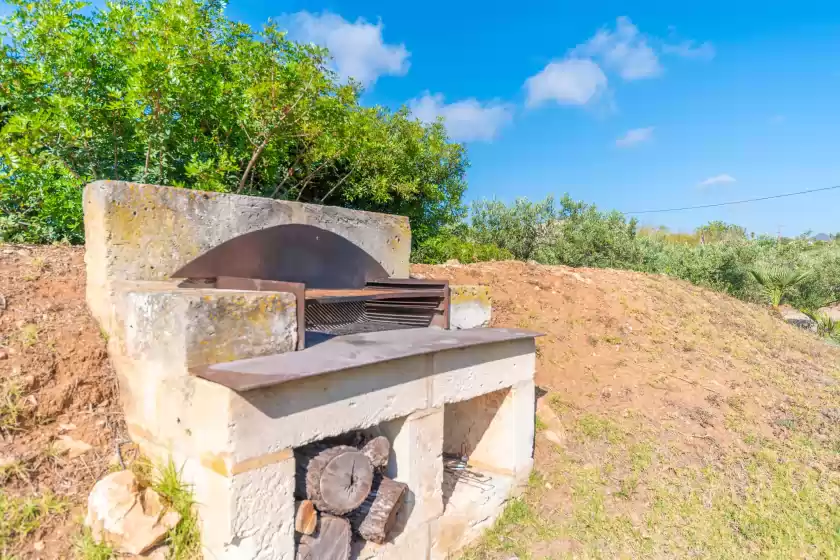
[305,300,435,336]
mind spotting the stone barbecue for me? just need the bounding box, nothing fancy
[84,181,539,560]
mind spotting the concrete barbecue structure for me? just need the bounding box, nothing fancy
[84,180,538,559]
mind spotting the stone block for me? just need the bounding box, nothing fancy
[176,450,297,560]
[117,286,297,461]
[380,408,445,528]
[449,285,491,329]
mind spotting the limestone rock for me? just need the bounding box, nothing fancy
[53,435,93,458]
[85,470,181,555]
[779,307,817,332]
[542,429,566,446]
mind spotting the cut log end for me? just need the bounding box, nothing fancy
[319,450,374,515]
[297,514,351,560]
[297,445,374,515]
[295,500,318,535]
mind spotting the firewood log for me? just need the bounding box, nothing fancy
[296,514,351,560]
[360,436,391,469]
[349,475,408,544]
[294,500,318,535]
[295,444,374,515]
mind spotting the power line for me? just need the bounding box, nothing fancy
[624,185,840,215]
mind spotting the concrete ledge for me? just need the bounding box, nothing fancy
[430,338,535,407]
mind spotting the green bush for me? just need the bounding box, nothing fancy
[0,0,466,245]
[413,227,513,264]
[453,194,840,311]
[0,164,83,244]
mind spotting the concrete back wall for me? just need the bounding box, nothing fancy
[84,181,411,331]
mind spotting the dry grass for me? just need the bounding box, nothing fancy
[0,379,26,435]
[0,492,67,557]
[414,260,840,560]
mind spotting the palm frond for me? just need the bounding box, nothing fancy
[749,265,812,306]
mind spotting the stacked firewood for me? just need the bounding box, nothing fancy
[294,435,407,559]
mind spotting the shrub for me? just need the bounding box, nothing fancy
[0,0,466,246]
[446,194,840,311]
[413,226,514,264]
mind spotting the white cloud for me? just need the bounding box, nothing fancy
[662,40,716,60]
[409,93,513,142]
[699,174,736,186]
[616,126,654,147]
[281,11,409,87]
[577,16,662,80]
[524,17,713,111]
[524,59,608,107]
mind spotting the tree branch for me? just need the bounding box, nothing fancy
[237,76,316,194]
[295,160,329,201]
[236,132,273,193]
[270,152,305,198]
[318,166,355,204]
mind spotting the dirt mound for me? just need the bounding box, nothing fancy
[413,260,840,558]
[2,248,838,558]
[1,245,124,559]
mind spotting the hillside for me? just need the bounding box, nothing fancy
[0,245,122,559]
[1,246,838,558]
[413,261,840,558]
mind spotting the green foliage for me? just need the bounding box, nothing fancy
[749,265,812,307]
[800,309,840,339]
[74,529,115,560]
[446,195,840,310]
[153,459,200,560]
[470,197,560,261]
[413,226,513,264]
[469,195,641,268]
[0,491,66,554]
[0,0,466,245]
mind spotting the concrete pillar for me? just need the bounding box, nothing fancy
[449,285,491,329]
[381,407,445,528]
[116,286,300,559]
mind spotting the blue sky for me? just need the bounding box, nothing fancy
[232,0,840,236]
[5,0,840,235]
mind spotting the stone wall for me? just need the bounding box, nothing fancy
[84,181,411,333]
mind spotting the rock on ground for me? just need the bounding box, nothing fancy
[85,470,181,555]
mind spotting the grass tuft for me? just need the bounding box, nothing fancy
[0,380,25,434]
[19,324,38,347]
[152,459,201,560]
[74,528,115,560]
[0,491,66,554]
[577,413,625,443]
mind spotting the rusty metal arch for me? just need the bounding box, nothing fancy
[171,224,389,289]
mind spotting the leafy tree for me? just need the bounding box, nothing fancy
[0,0,466,244]
[696,221,747,244]
[471,197,559,262]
